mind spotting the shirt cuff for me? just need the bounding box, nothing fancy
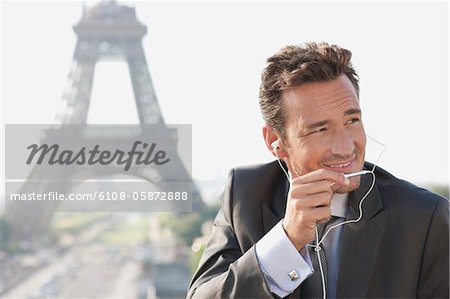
[255,220,313,297]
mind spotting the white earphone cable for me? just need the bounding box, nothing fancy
[316,171,376,247]
[273,135,386,299]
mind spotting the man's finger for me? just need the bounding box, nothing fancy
[292,168,350,187]
[292,192,332,209]
[290,180,333,197]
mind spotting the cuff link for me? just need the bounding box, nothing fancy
[288,269,300,281]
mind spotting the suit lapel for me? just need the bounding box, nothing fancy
[262,172,289,234]
[337,174,389,297]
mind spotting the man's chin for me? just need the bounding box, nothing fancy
[336,178,361,194]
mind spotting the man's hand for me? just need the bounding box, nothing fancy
[282,169,350,251]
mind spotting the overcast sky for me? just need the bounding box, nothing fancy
[1,1,448,192]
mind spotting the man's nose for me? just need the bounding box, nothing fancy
[331,127,355,156]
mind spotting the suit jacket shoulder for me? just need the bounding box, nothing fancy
[339,164,449,298]
[187,162,284,299]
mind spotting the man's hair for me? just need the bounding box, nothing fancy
[259,42,359,139]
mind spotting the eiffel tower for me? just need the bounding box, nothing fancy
[6,0,205,243]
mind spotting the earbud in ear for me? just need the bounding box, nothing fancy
[271,140,280,150]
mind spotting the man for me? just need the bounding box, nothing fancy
[187,42,449,298]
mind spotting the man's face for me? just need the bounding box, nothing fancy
[282,74,366,193]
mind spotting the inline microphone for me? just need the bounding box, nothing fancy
[344,170,371,179]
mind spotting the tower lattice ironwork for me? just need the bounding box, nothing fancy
[7,0,205,243]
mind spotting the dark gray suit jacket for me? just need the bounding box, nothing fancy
[188,161,449,298]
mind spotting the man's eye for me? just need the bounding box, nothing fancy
[311,127,327,134]
[347,118,360,124]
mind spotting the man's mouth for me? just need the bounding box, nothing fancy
[322,159,354,172]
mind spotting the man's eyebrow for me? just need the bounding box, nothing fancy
[345,108,362,116]
[305,120,329,130]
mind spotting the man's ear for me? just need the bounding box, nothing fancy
[262,125,287,159]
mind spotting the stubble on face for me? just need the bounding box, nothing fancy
[281,75,367,193]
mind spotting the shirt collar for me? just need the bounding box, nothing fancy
[331,193,348,218]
